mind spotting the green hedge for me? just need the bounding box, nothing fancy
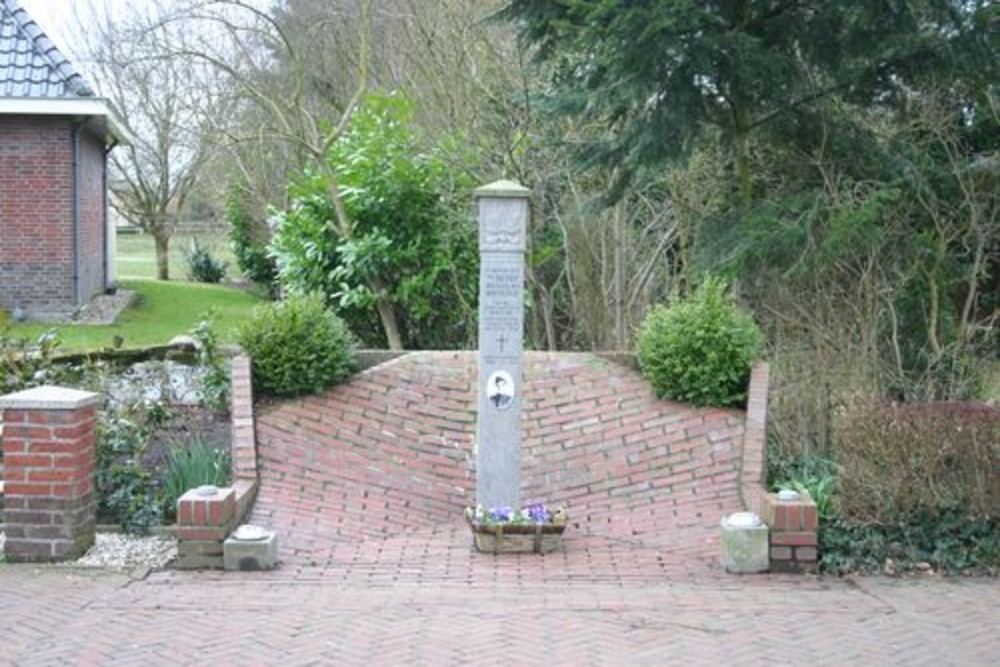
[237,294,355,397]
[636,277,763,407]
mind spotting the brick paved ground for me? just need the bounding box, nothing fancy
[2,352,996,664]
[1,565,997,665]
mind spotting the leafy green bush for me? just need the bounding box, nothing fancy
[227,184,278,293]
[103,464,162,535]
[96,401,169,535]
[636,277,763,407]
[162,439,231,519]
[268,92,478,349]
[237,294,355,397]
[184,238,228,283]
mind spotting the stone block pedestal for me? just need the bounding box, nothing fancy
[720,512,769,574]
[224,525,278,570]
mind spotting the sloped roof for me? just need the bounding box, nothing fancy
[0,0,94,98]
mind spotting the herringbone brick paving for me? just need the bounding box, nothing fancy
[1,566,997,665]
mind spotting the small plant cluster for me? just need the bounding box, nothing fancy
[820,510,997,576]
[192,314,229,413]
[470,504,562,526]
[97,399,233,533]
[1,328,66,393]
[769,454,839,520]
[636,277,763,408]
[184,238,228,284]
[237,294,356,397]
[162,438,231,520]
[97,400,170,534]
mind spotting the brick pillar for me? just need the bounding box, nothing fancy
[176,486,236,569]
[761,491,819,572]
[0,386,100,562]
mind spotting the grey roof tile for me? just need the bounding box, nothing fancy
[0,0,94,98]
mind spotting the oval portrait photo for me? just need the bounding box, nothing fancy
[486,370,515,410]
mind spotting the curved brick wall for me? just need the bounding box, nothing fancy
[252,352,748,563]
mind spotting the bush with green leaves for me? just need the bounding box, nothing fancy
[162,438,231,519]
[237,294,355,397]
[636,278,763,407]
[268,92,478,349]
[96,400,169,535]
[227,184,278,294]
[184,238,228,283]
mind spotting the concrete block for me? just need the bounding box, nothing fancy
[720,512,769,574]
[224,525,278,571]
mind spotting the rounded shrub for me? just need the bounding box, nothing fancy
[636,277,763,407]
[237,294,355,397]
[184,238,228,283]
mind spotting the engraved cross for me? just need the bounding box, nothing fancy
[497,333,508,353]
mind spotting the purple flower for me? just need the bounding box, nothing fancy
[489,506,513,523]
[526,503,551,524]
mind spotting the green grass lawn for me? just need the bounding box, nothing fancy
[116,231,240,281]
[8,280,264,352]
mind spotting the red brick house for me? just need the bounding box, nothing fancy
[0,0,122,321]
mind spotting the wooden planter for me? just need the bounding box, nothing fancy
[465,508,567,554]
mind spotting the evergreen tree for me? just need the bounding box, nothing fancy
[500,1,993,212]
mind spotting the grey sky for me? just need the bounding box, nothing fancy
[19,0,119,53]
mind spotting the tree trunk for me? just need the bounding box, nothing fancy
[733,107,752,215]
[613,199,626,350]
[374,295,403,351]
[153,232,170,281]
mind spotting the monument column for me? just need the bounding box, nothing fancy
[475,180,530,510]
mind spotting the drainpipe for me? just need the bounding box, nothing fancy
[103,138,118,292]
[71,121,82,305]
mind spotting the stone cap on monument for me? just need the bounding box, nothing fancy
[0,385,101,410]
[474,180,531,200]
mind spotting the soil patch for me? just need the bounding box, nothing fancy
[143,405,231,472]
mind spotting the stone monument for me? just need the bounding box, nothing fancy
[474,180,530,510]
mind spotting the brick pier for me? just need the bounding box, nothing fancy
[0,385,100,562]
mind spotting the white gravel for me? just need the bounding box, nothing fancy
[75,533,177,570]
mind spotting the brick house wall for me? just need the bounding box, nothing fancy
[77,126,107,303]
[0,115,107,320]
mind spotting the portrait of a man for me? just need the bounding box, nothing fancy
[487,370,514,410]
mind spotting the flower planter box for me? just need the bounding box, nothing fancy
[464,507,567,554]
